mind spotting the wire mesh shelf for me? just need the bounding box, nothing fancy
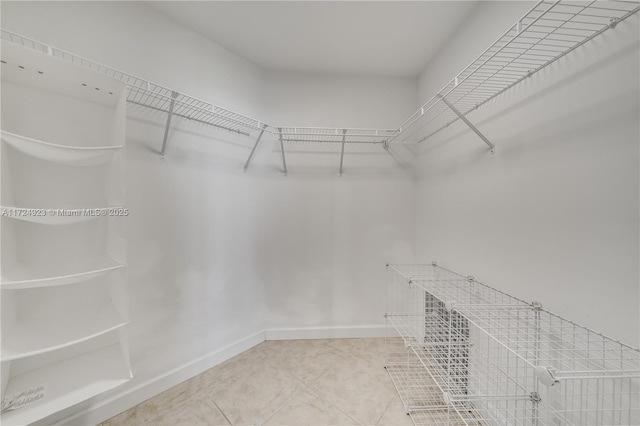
[3,0,638,155]
[385,263,640,425]
[126,86,265,136]
[278,127,395,144]
[387,0,640,146]
[0,29,393,146]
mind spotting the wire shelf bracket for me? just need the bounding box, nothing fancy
[160,91,178,158]
[243,124,268,173]
[339,129,347,176]
[278,128,288,177]
[437,94,495,154]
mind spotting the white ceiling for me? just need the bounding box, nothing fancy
[148,1,479,77]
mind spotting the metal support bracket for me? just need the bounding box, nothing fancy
[243,123,268,172]
[437,94,495,154]
[278,128,288,176]
[160,91,178,158]
[339,129,347,176]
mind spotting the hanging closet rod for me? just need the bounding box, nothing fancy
[386,0,640,151]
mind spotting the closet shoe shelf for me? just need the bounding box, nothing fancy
[1,308,128,362]
[1,131,123,165]
[1,257,126,289]
[1,40,130,425]
[2,0,638,166]
[1,342,132,426]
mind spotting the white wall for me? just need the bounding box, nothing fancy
[257,71,417,330]
[3,1,637,424]
[1,1,264,116]
[1,1,417,423]
[414,2,640,346]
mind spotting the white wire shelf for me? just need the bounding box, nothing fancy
[387,0,640,147]
[278,127,395,144]
[126,85,265,137]
[2,0,638,162]
[0,30,391,146]
[388,263,530,309]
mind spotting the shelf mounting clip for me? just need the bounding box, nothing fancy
[437,94,495,154]
[160,91,179,158]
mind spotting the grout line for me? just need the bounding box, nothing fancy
[211,399,232,426]
[329,347,385,371]
[259,380,307,425]
[374,395,395,425]
[306,381,363,426]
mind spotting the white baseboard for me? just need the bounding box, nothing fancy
[265,324,392,340]
[55,330,266,426]
[54,325,391,426]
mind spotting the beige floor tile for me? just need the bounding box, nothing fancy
[102,401,156,426]
[310,357,397,425]
[264,389,359,426]
[257,339,334,361]
[145,394,230,426]
[104,356,237,426]
[212,361,304,425]
[376,397,414,425]
[202,343,269,389]
[265,340,354,385]
[327,338,387,367]
[103,376,202,426]
[105,339,414,426]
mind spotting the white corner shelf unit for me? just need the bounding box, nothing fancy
[2,0,638,173]
[385,263,640,425]
[0,41,131,425]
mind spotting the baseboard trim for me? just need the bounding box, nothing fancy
[55,330,266,426]
[56,325,391,425]
[265,324,391,340]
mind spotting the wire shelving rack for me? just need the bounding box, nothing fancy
[2,0,639,166]
[386,0,640,151]
[385,263,640,425]
[0,30,395,175]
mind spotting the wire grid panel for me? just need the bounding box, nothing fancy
[389,263,530,309]
[385,339,447,409]
[457,306,640,424]
[386,264,640,425]
[540,373,640,425]
[412,306,537,410]
[388,0,640,145]
[385,336,470,425]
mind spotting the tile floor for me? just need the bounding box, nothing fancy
[103,338,414,426]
